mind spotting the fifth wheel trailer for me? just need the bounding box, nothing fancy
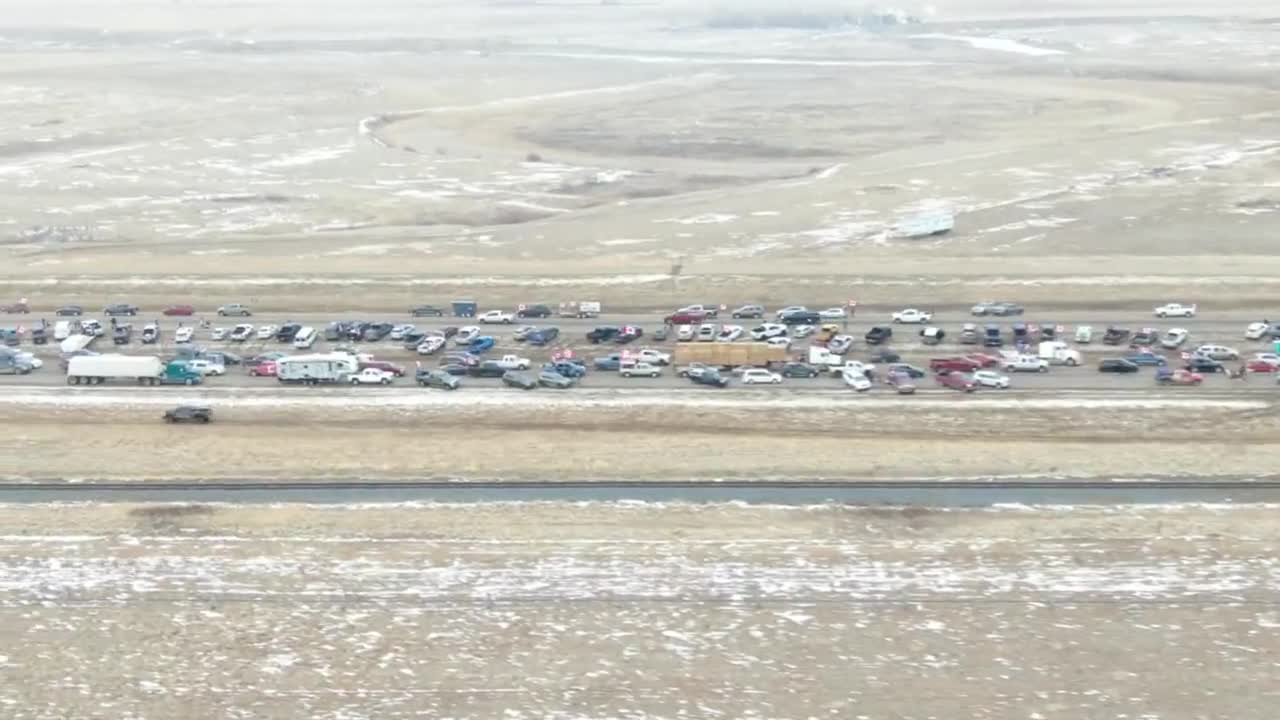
[276,353,358,385]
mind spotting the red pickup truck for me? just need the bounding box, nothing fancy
[930,357,981,372]
[664,311,707,325]
[359,360,405,377]
[964,353,1002,368]
[936,370,977,392]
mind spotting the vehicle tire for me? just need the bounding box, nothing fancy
[1038,366,1048,373]
[622,372,631,378]
[1157,312,1165,318]
[381,379,390,385]
[774,378,781,384]
[351,378,359,385]
[67,376,75,386]
[183,377,194,386]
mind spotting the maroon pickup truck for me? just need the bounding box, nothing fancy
[359,360,405,377]
[930,357,981,372]
[664,311,707,325]
[936,370,977,392]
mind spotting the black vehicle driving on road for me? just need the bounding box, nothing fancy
[1098,359,1140,373]
[780,362,820,378]
[163,405,212,423]
[104,303,138,316]
[516,304,553,319]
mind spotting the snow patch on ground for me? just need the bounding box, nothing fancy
[656,213,738,225]
[911,34,1065,57]
[259,144,352,169]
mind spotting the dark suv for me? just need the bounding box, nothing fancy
[865,326,893,345]
[690,370,729,388]
[587,327,620,344]
[410,305,445,317]
[275,323,302,342]
[781,362,819,378]
[104,303,138,316]
[517,304,552,319]
[163,405,212,423]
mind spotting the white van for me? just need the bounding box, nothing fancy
[292,326,317,349]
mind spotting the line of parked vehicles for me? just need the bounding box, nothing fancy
[5,296,1280,392]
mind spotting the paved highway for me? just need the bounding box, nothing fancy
[7,306,1279,395]
[3,479,1280,505]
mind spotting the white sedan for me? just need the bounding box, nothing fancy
[1160,328,1189,349]
[416,336,446,355]
[741,368,782,385]
[210,327,229,341]
[389,324,416,340]
[187,359,226,376]
[454,326,480,345]
[765,336,791,350]
[750,323,788,341]
[174,327,194,344]
[716,325,743,342]
[1245,322,1271,340]
[973,370,1011,388]
[841,369,872,391]
[791,325,816,338]
[256,324,278,340]
[818,307,847,320]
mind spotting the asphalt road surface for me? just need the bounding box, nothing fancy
[7,306,1279,396]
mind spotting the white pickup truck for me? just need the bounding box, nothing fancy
[492,354,532,371]
[830,359,876,377]
[892,308,933,324]
[1037,341,1082,367]
[350,368,394,385]
[634,348,671,366]
[479,310,515,324]
[1154,303,1197,318]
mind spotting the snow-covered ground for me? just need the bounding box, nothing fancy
[0,501,1275,718]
